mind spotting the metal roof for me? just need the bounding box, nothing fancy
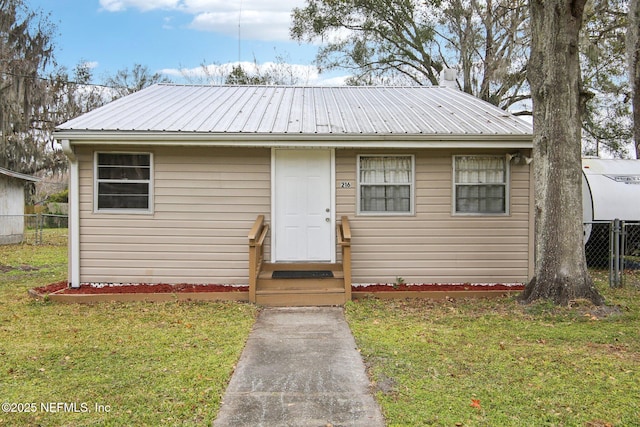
[0,166,40,182]
[56,84,531,139]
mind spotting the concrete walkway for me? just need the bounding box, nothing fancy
[213,307,385,427]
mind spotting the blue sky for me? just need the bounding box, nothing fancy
[29,0,344,84]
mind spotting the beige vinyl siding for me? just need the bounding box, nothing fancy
[75,144,531,286]
[336,148,532,284]
[77,146,270,285]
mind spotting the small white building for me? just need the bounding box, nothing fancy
[0,167,40,244]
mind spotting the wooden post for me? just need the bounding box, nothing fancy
[340,216,352,302]
[248,215,264,304]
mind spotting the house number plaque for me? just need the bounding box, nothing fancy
[340,182,352,188]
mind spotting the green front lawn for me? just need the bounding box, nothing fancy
[346,284,640,426]
[0,234,258,426]
[3,232,639,426]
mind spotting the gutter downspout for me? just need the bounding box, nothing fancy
[61,139,80,288]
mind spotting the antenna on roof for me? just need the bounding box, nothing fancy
[238,0,242,64]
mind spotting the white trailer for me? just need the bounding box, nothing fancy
[582,158,640,225]
[582,157,640,258]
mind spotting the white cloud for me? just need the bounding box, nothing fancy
[82,61,100,69]
[99,0,180,12]
[162,16,174,29]
[99,0,306,41]
[190,10,292,40]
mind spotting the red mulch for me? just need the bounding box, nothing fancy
[33,281,523,295]
[353,283,524,292]
[33,281,249,295]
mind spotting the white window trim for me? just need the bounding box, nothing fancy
[93,151,154,214]
[452,154,510,216]
[357,154,415,216]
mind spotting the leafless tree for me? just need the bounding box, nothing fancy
[0,0,57,174]
[103,63,171,99]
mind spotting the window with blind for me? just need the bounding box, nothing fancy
[358,155,414,214]
[95,153,152,212]
[453,155,508,215]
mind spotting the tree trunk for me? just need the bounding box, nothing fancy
[521,0,604,305]
[629,0,640,159]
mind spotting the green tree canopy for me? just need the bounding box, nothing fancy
[581,0,634,158]
[291,0,635,157]
[291,0,530,111]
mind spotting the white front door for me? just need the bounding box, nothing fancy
[273,149,334,262]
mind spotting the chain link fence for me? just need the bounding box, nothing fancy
[0,214,68,245]
[585,220,640,288]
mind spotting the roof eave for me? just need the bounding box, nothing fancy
[54,130,533,149]
[0,167,41,182]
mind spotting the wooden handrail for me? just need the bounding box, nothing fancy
[257,222,269,246]
[338,216,352,302]
[248,215,265,244]
[340,215,351,244]
[248,215,268,303]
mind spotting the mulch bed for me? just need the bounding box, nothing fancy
[33,281,524,296]
[33,281,249,295]
[353,283,525,292]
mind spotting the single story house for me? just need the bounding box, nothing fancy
[0,167,40,244]
[55,84,534,305]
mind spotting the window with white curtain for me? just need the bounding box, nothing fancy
[453,155,508,214]
[358,155,414,214]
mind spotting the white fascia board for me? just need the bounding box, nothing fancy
[0,167,41,182]
[55,131,532,149]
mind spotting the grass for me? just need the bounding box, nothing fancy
[0,231,258,426]
[346,283,640,426]
[3,231,640,426]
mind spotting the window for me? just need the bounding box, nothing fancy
[454,155,508,214]
[358,155,414,214]
[95,153,152,212]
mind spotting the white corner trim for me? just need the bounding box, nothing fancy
[62,139,81,288]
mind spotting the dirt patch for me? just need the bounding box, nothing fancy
[568,298,623,319]
[18,264,40,271]
[586,304,623,319]
[372,373,397,395]
[1,264,40,273]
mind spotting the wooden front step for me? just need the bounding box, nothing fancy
[260,262,343,271]
[255,263,346,306]
[255,290,346,307]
